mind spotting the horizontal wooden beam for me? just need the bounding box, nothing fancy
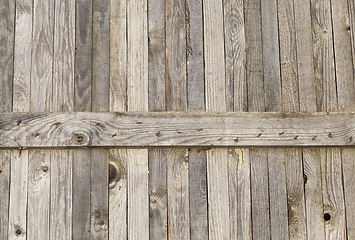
[0,112,354,148]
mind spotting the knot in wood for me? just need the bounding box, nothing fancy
[71,132,89,146]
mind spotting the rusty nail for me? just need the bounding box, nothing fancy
[257,133,262,137]
[17,121,21,126]
[235,137,239,142]
[279,132,284,135]
[156,132,160,137]
[177,131,183,134]
[351,136,353,141]
[112,133,117,137]
[312,136,317,141]
[328,133,332,138]
[218,138,223,141]
[294,136,299,140]
[35,133,39,137]
[136,122,143,124]
[198,128,203,131]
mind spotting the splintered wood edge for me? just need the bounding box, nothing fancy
[0,111,354,148]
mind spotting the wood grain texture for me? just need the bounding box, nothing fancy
[91,149,109,239]
[0,0,15,112]
[342,148,355,240]
[8,150,28,240]
[349,0,355,100]
[250,148,270,240]
[30,0,54,112]
[167,149,190,239]
[75,0,92,112]
[27,149,50,240]
[189,149,208,239]
[110,0,127,112]
[267,148,289,239]
[0,150,10,240]
[322,148,346,239]
[73,149,91,240]
[4,112,355,147]
[278,0,299,112]
[244,0,264,112]
[186,0,205,112]
[50,150,73,239]
[149,149,167,239]
[127,149,149,239]
[165,0,187,111]
[148,0,165,112]
[109,149,127,240]
[224,0,246,112]
[303,148,325,240]
[311,0,337,112]
[228,148,251,239]
[13,0,32,113]
[331,0,355,112]
[261,0,281,112]
[294,0,317,113]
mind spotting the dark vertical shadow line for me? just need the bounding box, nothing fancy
[291,0,301,112]
[221,0,228,112]
[259,0,266,113]
[340,150,349,240]
[300,149,309,240]
[276,0,283,112]
[329,0,339,109]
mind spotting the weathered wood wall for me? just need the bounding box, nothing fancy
[1,0,355,239]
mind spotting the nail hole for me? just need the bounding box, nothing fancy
[42,166,48,172]
[303,174,308,183]
[15,229,22,235]
[324,213,331,221]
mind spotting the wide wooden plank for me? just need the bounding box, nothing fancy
[0,0,15,112]
[27,149,50,240]
[322,148,346,239]
[74,0,92,112]
[0,150,10,240]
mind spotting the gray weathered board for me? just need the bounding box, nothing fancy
[1,0,355,239]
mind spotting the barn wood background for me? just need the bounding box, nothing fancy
[1,0,355,239]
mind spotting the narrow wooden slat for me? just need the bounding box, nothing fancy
[349,0,355,86]
[167,149,190,238]
[311,0,337,112]
[30,0,54,112]
[322,148,346,239]
[224,0,246,111]
[186,0,205,112]
[109,149,127,240]
[331,0,355,112]
[75,0,92,112]
[27,150,50,240]
[127,0,149,238]
[0,0,15,112]
[303,148,325,240]
[73,149,91,240]
[268,148,289,239]
[0,150,10,240]
[50,150,73,239]
[342,148,355,239]
[261,0,281,112]
[245,0,264,112]
[110,0,127,112]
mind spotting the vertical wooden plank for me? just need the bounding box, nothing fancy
[331,0,355,111]
[349,0,355,87]
[310,0,337,112]
[50,150,73,239]
[204,0,230,238]
[268,148,289,240]
[110,0,126,112]
[167,149,190,239]
[261,0,281,112]
[127,0,149,238]
[245,0,264,112]
[0,150,10,240]
[224,0,246,112]
[187,0,205,112]
[75,0,92,112]
[27,150,50,240]
[30,0,54,112]
[73,0,92,238]
[322,148,346,239]
[73,149,91,240]
[92,0,110,112]
[0,0,15,112]
[303,148,325,240]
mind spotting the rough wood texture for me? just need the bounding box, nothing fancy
[0,150,10,240]
[30,0,54,112]
[109,149,127,240]
[303,148,325,240]
[50,150,73,239]
[311,0,337,112]
[4,112,355,147]
[224,0,246,111]
[74,0,92,112]
[27,149,50,240]
[167,149,190,238]
[0,0,15,112]
[322,148,346,239]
